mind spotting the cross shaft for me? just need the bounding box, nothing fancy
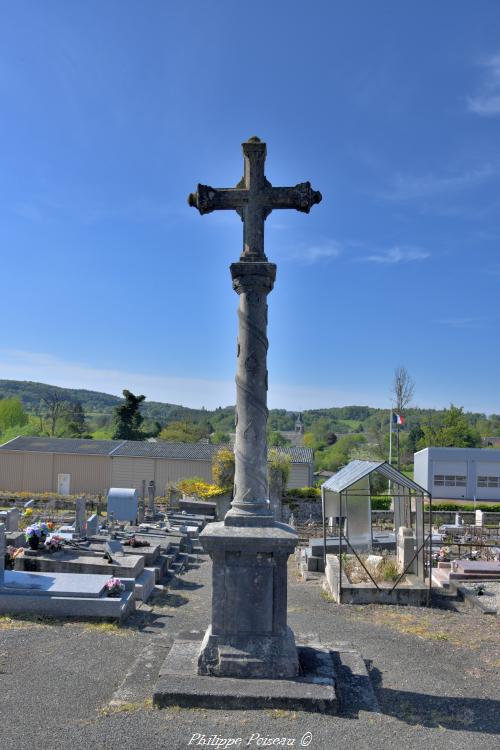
[188,136,322,260]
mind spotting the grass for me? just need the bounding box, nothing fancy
[266,709,298,719]
[319,588,335,602]
[99,698,153,716]
[82,621,133,636]
[0,613,58,629]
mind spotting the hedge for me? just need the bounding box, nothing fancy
[424,502,500,512]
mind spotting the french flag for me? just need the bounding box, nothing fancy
[393,413,405,426]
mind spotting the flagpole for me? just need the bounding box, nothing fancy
[389,408,393,467]
[388,407,393,508]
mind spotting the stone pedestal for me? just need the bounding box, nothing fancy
[198,522,298,678]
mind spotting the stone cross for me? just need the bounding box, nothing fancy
[189,136,321,262]
[190,137,321,524]
[0,523,5,586]
[190,138,321,680]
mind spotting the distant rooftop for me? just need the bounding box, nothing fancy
[0,436,313,463]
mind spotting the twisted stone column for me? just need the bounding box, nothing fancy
[225,262,276,527]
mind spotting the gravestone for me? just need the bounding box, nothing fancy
[146,480,156,520]
[107,488,138,524]
[475,509,484,526]
[268,465,284,521]
[0,524,5,585]
[6,508,20,532]
[397,526,417,574]
[105,539,124,563]
[86,514,99,537]
[74,497,86,538]
[189,136,321,679]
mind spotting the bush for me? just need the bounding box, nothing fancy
[371,496,391,510]
[424,502,500,512]
[284,487,320,500]
[268,449,291,486]
[212,447,235,489]
[176,477,228,500]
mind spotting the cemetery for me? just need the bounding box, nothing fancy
[1,132,499,746]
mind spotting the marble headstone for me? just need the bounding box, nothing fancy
[86,514,99,537]
[6,508,20,532]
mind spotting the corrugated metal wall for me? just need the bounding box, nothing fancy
[52,455,112,494]
[0,453,25,491]
[154,458,213,493]
[23,452,53,491]
[111,457,155,490]
[0,450,312,494]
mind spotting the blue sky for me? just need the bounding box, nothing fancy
[1,2,499,413]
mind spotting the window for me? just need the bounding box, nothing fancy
[434,474,466,487]
[477,475,500,488]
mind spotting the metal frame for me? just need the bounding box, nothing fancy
[321,461,433,605]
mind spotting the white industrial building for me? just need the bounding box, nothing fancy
[414,447,500,501]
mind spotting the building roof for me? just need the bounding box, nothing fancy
[0,436,313,464]
[415,446,500,458]
[0,436,124,456]
[321,459,427,494]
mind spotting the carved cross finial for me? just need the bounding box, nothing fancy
[188,137,322,261]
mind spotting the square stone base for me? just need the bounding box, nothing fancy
[153,633,337,713]
[198,624,299,679]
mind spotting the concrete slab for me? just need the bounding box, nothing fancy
[153,633,338,713]
[1,570,111,597]
[14,551,144,579]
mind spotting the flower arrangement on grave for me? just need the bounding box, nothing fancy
[5,545,24,569]
[23,508,33,518]
[123,536,150,548]
[24,522,49,550]
[45,535,64,552]
[105,577,125,597]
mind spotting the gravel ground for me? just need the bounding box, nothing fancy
[0,554,499,750]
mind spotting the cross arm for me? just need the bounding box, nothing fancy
[188,184,248,215]
[269,182,322,213]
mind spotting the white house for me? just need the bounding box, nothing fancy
[414,447,500,502]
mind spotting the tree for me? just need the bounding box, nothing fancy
[268,448,291,487]
[59,400,89,437]
[212,447,235,489]
[391,366,415,412]
[210,431,231,445]
[41,390,66,436]
[112,390,146,440]
[0,398,28,432]
[159,420,208,443]
[417,405,482,449]
[267,430,291,447]
[391,366,415,469]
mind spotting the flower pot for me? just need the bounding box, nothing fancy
[28,536,40,550]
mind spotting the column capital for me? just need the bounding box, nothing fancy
[230,261,276,296]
